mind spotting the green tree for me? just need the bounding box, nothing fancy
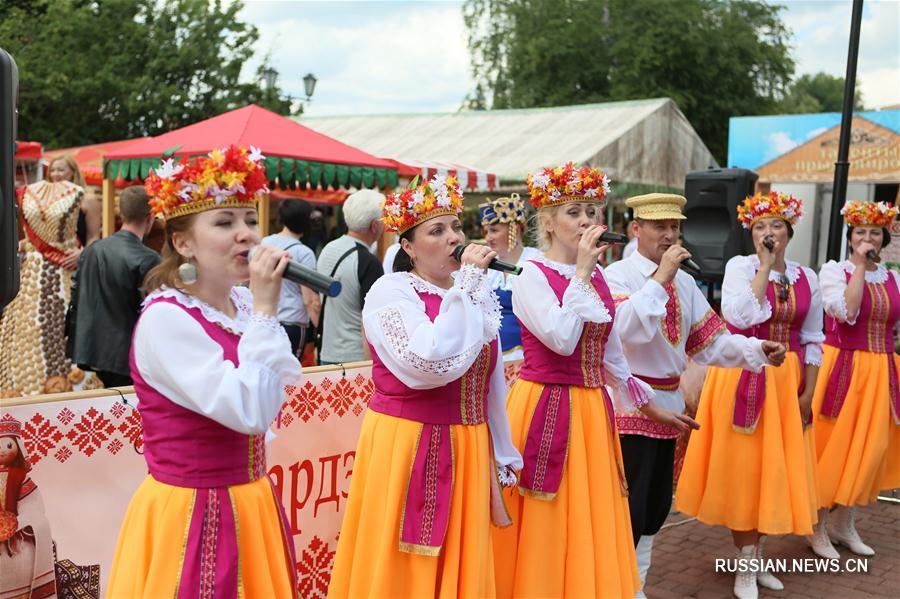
[780,72,864,114]
[0,0,294,149]
[464,0,795,163]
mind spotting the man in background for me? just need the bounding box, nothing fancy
[71,186,159,387]
[261,199,320,359]
[316,190,384,365]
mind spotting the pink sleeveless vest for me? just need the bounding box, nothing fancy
[365,286,508,556]
[518,262,616,387]
[725,266,812,432]
[367,290,497,424]
[821,268,900,422]
[129,297,267,488]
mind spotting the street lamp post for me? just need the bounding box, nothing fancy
[303,73,317,102]
[261,66,278,90]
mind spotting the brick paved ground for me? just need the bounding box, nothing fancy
[646,492,900,599]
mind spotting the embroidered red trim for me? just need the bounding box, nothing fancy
[686,309,727,356]
[615,414,679,439]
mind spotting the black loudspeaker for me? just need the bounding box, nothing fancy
[682,168,758,281]
[1,48,19,311]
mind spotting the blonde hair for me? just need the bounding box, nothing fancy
[49,154,86,188]
[142,215,197,293]
[533,205,561,251]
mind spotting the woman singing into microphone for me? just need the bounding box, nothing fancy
[107,147,301,597]
[676,192,824,599]
[808,201,900,558]
[328,176,521,598]
[492,163,650,598]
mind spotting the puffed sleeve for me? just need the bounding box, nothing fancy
[801,267,825,366]
[486,346,523,473]
[602,329,655,409]
[511,262,611,356]
[818,260,855,325]
[721,255,772,328]
[362,265,500,389]
[134,304,301,435]
[606,269,668,344]
[686,285,768,372]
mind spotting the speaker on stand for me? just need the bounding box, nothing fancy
[1,48,20,311]
[681,168,758,303]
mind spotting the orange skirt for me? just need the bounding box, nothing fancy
[492,379,638,599]
[813,345,900,507]
[106,475,296,598]
[328,410,497,598]
[674,353,819,535]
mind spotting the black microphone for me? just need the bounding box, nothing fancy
[763,235,775,252]
[866,249,878,262]
[595,231,629,245]
[248,246,342,297]
[452,244,523,275]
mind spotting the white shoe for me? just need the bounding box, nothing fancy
[828,506,875,556]
[634,535,654,599]
[807,518,840,559]
[755,538,784,591]
[733,545,758,599]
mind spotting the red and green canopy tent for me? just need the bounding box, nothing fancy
[101,104,399,236]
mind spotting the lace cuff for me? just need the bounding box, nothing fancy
[803,343,823,366]
[626,377,653,410]
[567,276,612,324]
[497,465,518,488]
[249,311,285,336]
[455,264,501,340]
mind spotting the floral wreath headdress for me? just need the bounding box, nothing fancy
[840,200,898,228]
[144,145,269,221]
[479,193,527,251]
[526,162,610,210]
[737,191,803,229]
[382,174,465,234]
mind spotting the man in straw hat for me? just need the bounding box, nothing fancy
[604,193,786,598]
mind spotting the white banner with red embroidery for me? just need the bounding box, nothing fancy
[0,360,527,598]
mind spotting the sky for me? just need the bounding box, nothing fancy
[235,0,900,118]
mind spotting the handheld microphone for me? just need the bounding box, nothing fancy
[866,249,878,262]
[681,257,702,274]
[452,244,523,275]
[595,231,629,246]
[248,246,342,297]
[763,235,775,252]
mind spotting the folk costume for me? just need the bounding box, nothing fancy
[492,164,645,598]
[107,147,302,598]
[328,176,522,598]
[479,194,541,362]
[675,192,824,597]
[0,181,89,396]
[605,193,769,597]
[809,201,900,558]
[0,417,57,599]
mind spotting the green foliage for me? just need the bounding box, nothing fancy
[464,0,796,163]
[0,0,294,149]
[781,72,864,114]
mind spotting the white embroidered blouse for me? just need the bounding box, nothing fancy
[819,260,900,327]
[510,255,655,407]
[722,255,825,366]
[133,286,301,435]
[362,265,522,470]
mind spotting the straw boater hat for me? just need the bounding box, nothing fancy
[626,193,687,220]
[143,145,269,221]
[840,200,898,228]
[479,193,527,251]
[382,175,465,235]
[526,162,611,210]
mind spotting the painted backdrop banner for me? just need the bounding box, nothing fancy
[1,364,375,599]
